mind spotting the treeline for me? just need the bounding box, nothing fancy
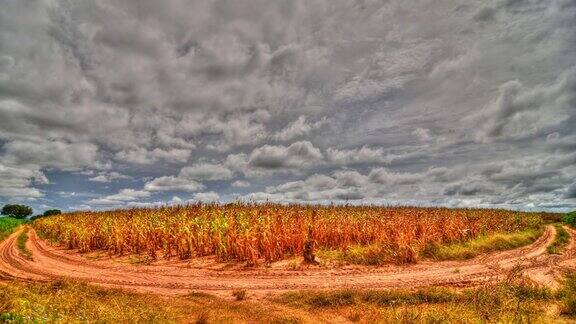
[1,204,61,220]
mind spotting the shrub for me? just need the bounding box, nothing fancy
[563,211,576,227]
[43,209,62,217]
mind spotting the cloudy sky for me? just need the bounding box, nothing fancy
[1,0,575,213]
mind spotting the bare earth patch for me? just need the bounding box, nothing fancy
[0,225,574,299]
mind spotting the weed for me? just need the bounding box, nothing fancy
[232,289,247,301]
[548,224,570,254]
[16,228,32,260]
[195,311,209,324]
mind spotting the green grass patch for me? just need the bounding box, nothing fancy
[0,217,26,242]
[423,227,544,260]
[548,224,570,255]
[16,228,32,260]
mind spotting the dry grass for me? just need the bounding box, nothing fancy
[0,280,312,323]
[422,227,544,260]
[548,224,570,255]
[272,280,555,323]
[33,204,546,265]
[3,273,576,323]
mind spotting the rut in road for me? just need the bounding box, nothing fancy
[0,225,574,296]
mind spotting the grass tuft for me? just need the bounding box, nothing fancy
[274,287,461,309]
[423,228,543,260]
[318,245,396,266]
[195,311,209,324]
[232,289,247,301]
[16,228,33,260]
[548,224,570,254]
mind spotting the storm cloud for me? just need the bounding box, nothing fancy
[0,0,575,212]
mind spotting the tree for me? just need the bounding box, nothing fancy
[1,204,33,219]
[43,209,62,217]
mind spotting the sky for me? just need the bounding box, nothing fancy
[0,0,575,214]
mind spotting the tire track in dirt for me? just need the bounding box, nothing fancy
[0,225,572,296]
[522,226,576,289]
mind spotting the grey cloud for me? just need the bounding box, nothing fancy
[0,0,575,212]
[2,139,100,171]
[179,163,234,181]
[115,148,191,165]
[0,162,46,198]
[261,167,426,202]
[231,180,250,188]
[272,116,315,142]
[474,6,498,21]
[248,141,323,169]
[565,183,576,199]
[368,168,425,186]
[443,180,500,197]
[476,68,576,142]
[326,146,387,165]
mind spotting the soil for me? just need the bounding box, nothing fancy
[0,225,574,298]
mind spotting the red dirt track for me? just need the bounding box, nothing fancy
[1,225,575,296]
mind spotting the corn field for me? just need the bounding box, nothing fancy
[33,204,544,264]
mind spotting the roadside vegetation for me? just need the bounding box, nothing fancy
[564,211,576,228]
[0,280,311,323]
[4,271,576,323]
[272,268,576,323]
[273,284,552,323]
[33,204,550,265]
[423,227,544,260]
[16,228,32,260]
[0,217,26,242]
[548,224,570,255]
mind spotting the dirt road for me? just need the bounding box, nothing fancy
[0,226,574,296]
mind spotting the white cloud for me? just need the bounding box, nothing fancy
[231,180,250,188]
[89,171,131,183]
[115,147,191,165]
[273,116,321,142]
[192,191,220,202]
[144,176,204,192]
[179,163,233,181]
[89,189,150,205]
[326,146,387,165]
